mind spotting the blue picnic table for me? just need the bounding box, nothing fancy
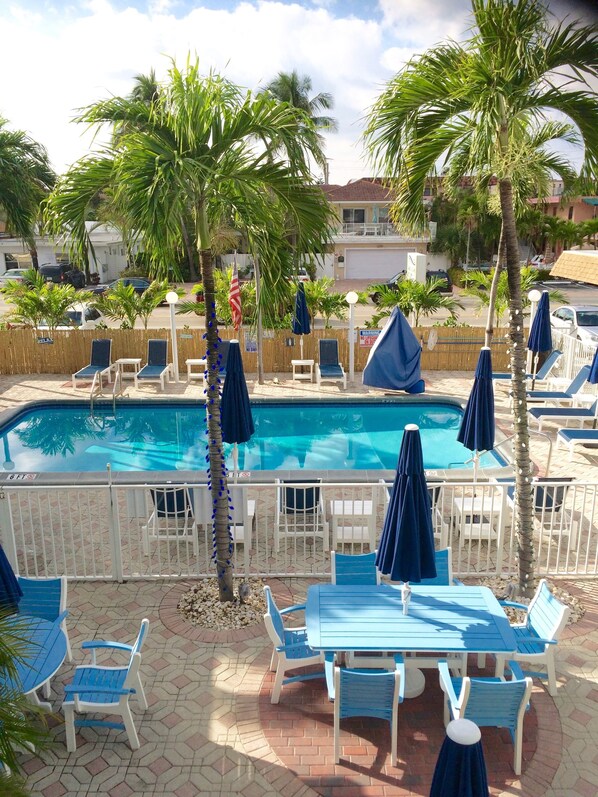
[306,584,516,695]
[6,616,68,710]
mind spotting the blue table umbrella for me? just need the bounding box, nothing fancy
[221,339,255,478]
[291,282,311,360]
[457,347,495,482]
[527,290,552,388]
[0,544,22,613]
[376,424,436,614]
[430,719,489,797]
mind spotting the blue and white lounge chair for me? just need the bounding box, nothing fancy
[316,339,346,390]
[62,619,149,751]
[492,349,562,382]
[526,365,591,404]
[528,399,598,431]
[72,339,112,390]
[557,428,598,459]
[137,339,172,391]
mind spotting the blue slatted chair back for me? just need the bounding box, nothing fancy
[419,548,452,586]
[280,480,320,513]
[566,365,591,394]
[536,349,562,379]
[90,339,111,367]
[463,678,529,732]
[147,339,167,366]
[151,487,191,518]
[337,668,397,722]
[320,339,340,367]
[264,586,285,645]
[17,576,63,623]
[527,579,568,642]
[332,551,378,585]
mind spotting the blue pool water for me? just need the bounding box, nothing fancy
[0,401,503,473]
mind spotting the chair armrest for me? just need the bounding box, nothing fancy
[505,661,526,680]
[516,635,557,645]
[275,641,313,654]
[280,603,306,616]
[437,659,460,707]
[56,610,69,624]
[499,600,528,610]
[394,654,406,702]
[64,684,136,696]
[82,641,134,653]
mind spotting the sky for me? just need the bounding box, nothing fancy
[1,0,596,186]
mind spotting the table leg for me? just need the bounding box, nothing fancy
[403,661,426,699]
[26,688,52,712]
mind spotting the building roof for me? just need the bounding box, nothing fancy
[321,179,395,202]
[550,250,598,287]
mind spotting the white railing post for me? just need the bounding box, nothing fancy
[106,466,123,582]
[0,485,18,570]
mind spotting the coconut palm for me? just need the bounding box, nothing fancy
[45,59,331,602]
[260,70,338,135]
[371,278,464,327]
[365,0,598,595]
[94,279,172,329]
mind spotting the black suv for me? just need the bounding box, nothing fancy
[38,263,86,289]
[369,268,452,303]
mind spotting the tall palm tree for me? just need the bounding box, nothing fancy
[45,59,331,602]
[365,0,598,596]
[0,118,55,266]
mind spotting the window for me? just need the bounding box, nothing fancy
[343,208,365,224]
[378,208,390,224]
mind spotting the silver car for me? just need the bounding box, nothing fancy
[0,268,33,286]
[550,305,598,347]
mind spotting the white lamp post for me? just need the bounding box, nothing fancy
[166,291,179,382]
[345,291,358,386]
[527,288,542,375]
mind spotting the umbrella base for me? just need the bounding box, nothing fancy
[403,666,426,698]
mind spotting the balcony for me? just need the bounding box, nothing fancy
[334,222,428,241]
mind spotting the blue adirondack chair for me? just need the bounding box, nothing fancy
[334,654,405,766]
[263,585,323,704]
[494,579,569,697]
[72,339,112,390]
[438,659,533,775]
[62,619,149,751]
[316,339,346,389]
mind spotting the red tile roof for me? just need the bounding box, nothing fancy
[321,179,394,202]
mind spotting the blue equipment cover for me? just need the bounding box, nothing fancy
[362,307,424,393]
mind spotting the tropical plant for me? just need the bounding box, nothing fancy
[369,277,464,327]
[2,273,94,331]
[365,0,598,596]
[582,217,598,250]
[94,280,172,329]
[44,59,331,602]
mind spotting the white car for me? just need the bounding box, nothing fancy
[550,305,598,347]
[0,268,33,286]
[39,303,105,330]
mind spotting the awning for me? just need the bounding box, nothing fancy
[583,197,598,206]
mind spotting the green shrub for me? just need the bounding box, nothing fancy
[447,265,465,287]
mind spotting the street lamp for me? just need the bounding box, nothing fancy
[345,291,358,386]
[527,288,542,374]
[166,291,179,382]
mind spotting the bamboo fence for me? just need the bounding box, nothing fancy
[0,326,512,376]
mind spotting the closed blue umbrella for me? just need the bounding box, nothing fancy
[588,347,598,385]
[430,719,489,797]
[457,347,495,481]
[221,339,255,477]
[291,283,311,360]
[527,290,552,387]
[0,544,22,613]
[376,424,436,614]
[363,306,425,393]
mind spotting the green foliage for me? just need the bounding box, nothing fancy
[369,277,464,327]
[94,279,171,329]
[2,273,94,331]
[447,265,465,288]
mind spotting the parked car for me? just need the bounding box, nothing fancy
[38,263,86,289]
[550,305,598,347]
[38,303,105,330]
[89,277,152,296]
[426,269,453,292]
[369,268,451,303]
[0,268,34,287]
[288,267,310,283]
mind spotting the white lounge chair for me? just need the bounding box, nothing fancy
[137,339,172,391]
[528,399,598,431]
[72,338,112,390]
[556,428,598,459]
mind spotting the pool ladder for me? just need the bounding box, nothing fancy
[111,369,126,413]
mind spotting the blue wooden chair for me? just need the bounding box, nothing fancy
[137,339,172,391]
[333,654,405,766]
[263,586,323,704]
[331,551,380,585]
[418,548,463,587]
[438,659,532,775]
[72,338,112,390]
[316,339,346,390]
[62,619,149,751]
[494,579,569,697]
[18,575,72,698]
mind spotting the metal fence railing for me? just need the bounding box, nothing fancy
[1,479,597,582]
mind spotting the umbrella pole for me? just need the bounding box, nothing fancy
[473,452,479,484]
[531,353,539,390]
[299,335,304,360]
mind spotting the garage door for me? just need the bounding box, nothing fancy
[345,248,410,279]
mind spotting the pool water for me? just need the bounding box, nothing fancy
[0,401,503,473]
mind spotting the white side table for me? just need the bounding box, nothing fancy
[291,359,314,382]
[186,358,207,384]
[115,358,141,389]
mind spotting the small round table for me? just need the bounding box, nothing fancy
[8,617,67,710]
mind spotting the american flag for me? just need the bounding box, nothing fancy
[228,261,242,331]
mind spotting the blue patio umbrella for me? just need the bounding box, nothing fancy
[221,339,255,477]
[376,424,436,614]
[588,347,598,428]
[527,290,552,387]
[291,282,311,359]
[429,719,489,797]
[457,346,495,481]
[0,544,22,613]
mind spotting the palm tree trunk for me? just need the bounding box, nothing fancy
[199,237,234,602]
[499,178,536,598]
[484,225,506,347]
[181,220,198,280]
[254,254,265,385]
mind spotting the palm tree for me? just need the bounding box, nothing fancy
[365,0,598,596]
[582,217,598,249]
[45,59,331,602]
[94,280,171,329]
[371,278,464,327]
[3,273,93,331]
[0,117,55,267]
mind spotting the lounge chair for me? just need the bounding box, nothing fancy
[328,484,380,548]
[556,428,598,459]
[137,339,172,391]
[274,478,329,551]
[526,364,591,405]
[316,339,346,390]
[500,476,578,548]
[528,399,598,432]
[142,486,198,555]
[72,338,112,390]
[492,349,562,384]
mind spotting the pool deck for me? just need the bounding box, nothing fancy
[2,371,598,796]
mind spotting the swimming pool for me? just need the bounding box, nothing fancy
[0,399,506,474]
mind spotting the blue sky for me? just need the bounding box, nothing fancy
[2,1,596,184]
